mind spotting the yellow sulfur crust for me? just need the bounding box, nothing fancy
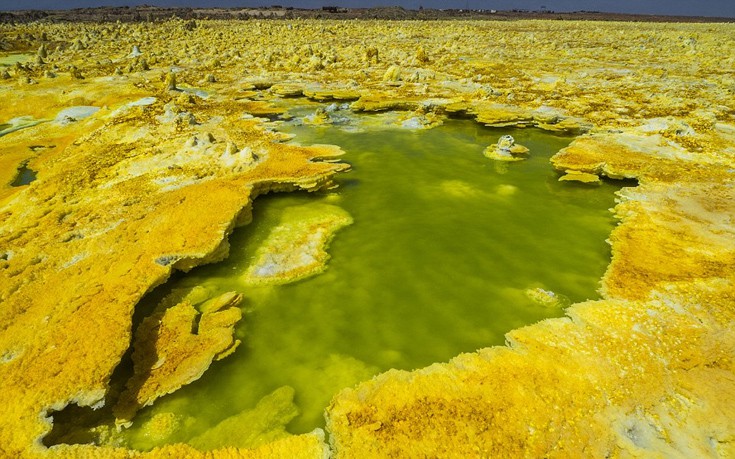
[0,16,734,458]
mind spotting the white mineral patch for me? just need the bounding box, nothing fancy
[325,103,350,113]
[61,252,89,269]
[179,86,210,99]
[154,175,202,192]
[0,116,45,136]
[0,348,23,364]
[538,76,559,84]
[108,97,157,118]
[250,230,323,278]
[129,97,157,107]
[54,106,100,125]
[219,145,261,170]
[440,79,484,93]
[128,45,142,58]
[533,105,563,123]
[614,133,698,162]
[253,260,280,277]
[401,116,427,129]
[525,287,571,308]
[156,103,179,124]
[638,118,695,136]
[83,219,124,238]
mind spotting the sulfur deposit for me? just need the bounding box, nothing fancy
[114,290,244,426]
[483,134,530,161]
[0,16,734,458]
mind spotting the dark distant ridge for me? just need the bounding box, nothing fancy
[1,5,733,23]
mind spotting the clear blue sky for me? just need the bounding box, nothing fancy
[1,0,734,17]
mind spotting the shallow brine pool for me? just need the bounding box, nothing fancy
[112,112,621,449]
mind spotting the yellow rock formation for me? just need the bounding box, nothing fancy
[559,170,602,184]
[114,291,243,425]
[0,16,734,459]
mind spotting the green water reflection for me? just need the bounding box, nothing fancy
[125,117,621,448]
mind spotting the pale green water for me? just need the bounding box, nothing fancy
[0,53,31,67]
[122,115,622,449]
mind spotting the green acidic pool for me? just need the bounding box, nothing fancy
[122,115,622,449]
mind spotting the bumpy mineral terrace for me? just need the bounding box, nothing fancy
[1,18,734,458]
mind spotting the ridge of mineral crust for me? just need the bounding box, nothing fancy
[1,17,734,458]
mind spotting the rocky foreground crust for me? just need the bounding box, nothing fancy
[0,17,734,458]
